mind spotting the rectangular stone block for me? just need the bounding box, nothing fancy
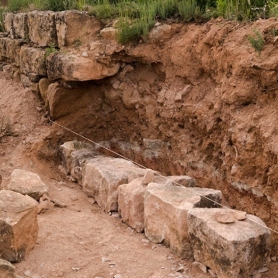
[20,46,46,76]
[144,184,222,259]
[55,11,102,48]
[3,13,13,35]
[0,190,38,262]
[27,11,57,47]
[13,13,28,39]
[82,157,146,212]
[187,208,271,278]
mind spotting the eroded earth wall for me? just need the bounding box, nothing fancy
[2,11,278,245]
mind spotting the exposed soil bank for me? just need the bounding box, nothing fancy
[38,18,278,249]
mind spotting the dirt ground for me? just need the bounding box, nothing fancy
[0,74,277,278]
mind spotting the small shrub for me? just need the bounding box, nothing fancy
[45,44,58,58]
[248,29,265,54]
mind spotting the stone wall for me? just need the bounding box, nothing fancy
[1,11,278,246]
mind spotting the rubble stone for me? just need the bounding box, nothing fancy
[187,208,271,278]
[13,13,28,40]
[0,190,38,262]
[0,259,15,278]
[144,183,222,259]
[82,157,146,212]
[7,169,49,201]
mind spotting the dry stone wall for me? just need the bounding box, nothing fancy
[59,140,271,278]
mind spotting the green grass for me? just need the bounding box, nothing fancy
[248,29,265,54]
[4,0,278,43]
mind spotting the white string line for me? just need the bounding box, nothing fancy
[49,119,278,235]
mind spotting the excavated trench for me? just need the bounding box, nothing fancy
[1,10,278,262]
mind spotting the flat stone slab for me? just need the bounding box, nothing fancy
[82,157,147,212]
[7,169,49,201]
[144,183,222,259]
[0,190,38,262]
[187,208,271,278]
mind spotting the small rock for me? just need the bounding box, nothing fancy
[113,275,123,278]
[233,210,246,221]
[71,267,80,271]
[101,257,110,262]
[215,211,235,223]
[253,273,262,278]
[24,270,32,277]
[208,269,217,277]
[0,258,15,277]
[176,265,184,272]
[192,261,207,273]
[257,267,268,273]
[58,165,67,175]
[142,169,155,185]
[88,197,96,204]
[271,256,277,262]
[82,51,88,57]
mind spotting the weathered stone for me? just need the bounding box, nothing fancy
[0,38,24,66]
[144,183,222,259]
[141,169,155,185]
[6,169,49,201]
[60,141,94,175]
[148,24,172,42]
[3,13,13,36]
[55,11,102,48]
[20,46,46,76]
[38,78,51,107]
[167,175,196,187]
[47,53,120,81]
[118,178,146,232]
[187,208,271,278]
[0,259,15,278]
[47,81,104,119]
[70,149,98,184]
[27,11,57,47]
[82,157,146,212]
[0,190,38,262]
[13,13,28,40]
[100,27,117,41]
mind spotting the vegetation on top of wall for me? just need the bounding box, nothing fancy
[2,0,278,43]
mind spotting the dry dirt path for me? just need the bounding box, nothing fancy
[0,74,277,278]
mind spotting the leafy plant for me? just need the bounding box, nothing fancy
[45,44,58,58]
[248,29,265,54]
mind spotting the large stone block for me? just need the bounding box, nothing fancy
[118,174,196,233]
[0,259,15,278]
[13,13,28,40]
[55,11,102,48]
[3,13,13,35]
[187,208,271,278]
[0,190,38,262]
[20,46,46,76]
[118,178,146,233]
[6,169,49,201]
[144,184,222,259]
[47,53,120,81]
[0,38,24,66]
[82,157,146,212]
[27,11,57,47]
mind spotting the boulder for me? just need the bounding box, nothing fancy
[148,24,172,42]
[27,11,57,47]
[47,52,120,81]
[6,169,49,201]
[187,208,271,278]
[20,46,47,77]
[0,259,15,278]
[0,190,38,262]
[144,183,222,259]
[0,38,24,66]
[82,157,146,212]
[55,11,102,48]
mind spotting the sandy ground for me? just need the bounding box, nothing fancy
[0,74,277,278]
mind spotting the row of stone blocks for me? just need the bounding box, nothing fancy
[61,140,271,278]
